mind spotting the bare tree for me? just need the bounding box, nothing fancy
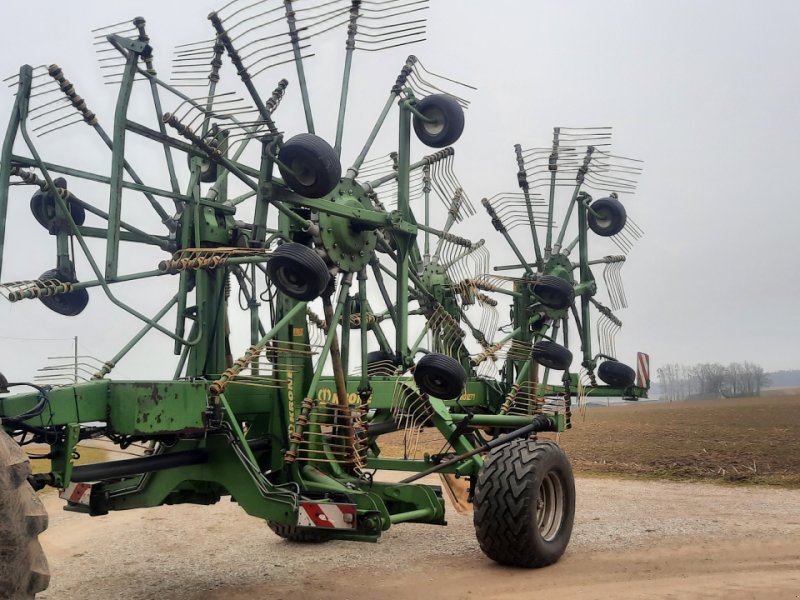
[657,360,768,400]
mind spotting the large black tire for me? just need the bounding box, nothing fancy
[533,276,575,310]
[267,243,330,301]
[474,439,575,568]
[587,197,627,237]
[267,522,329,544]
[278,134,341,198]
[412,94,465,148]
[532,340,573,371]
[0,430,50,598]
[38,269,89,317]
[597,360,636,387]
[413,353,466,400]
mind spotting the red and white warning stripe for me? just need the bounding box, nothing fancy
[636,352,650,388]
[59,482,92,506]
[297,501,357,529]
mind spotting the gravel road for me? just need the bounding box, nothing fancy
[37,476,800,599]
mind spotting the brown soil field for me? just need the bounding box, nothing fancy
[558,393,800,486]
[382,392,800,487]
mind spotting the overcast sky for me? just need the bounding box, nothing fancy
[1,0,798,387]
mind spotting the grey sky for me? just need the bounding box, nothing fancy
[1,0,798,386]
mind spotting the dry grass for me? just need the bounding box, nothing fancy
[381,392,800,487]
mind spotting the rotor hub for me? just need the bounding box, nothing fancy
[313,181,378,272]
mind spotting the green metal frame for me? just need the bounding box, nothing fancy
[0,11,645,543]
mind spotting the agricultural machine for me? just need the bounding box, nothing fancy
[0,2,648,596]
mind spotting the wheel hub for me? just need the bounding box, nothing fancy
[314,180,378,272]
[533,255,578,319]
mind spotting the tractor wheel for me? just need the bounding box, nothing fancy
[531,340,573,371]
[0,430,50,598]
[413,353,466,400]
[278,133,341,199]
[533,275,575,310]
[587,197,627,237]
[267,243,331,301]
[412,94,465,148]
[267,522,329,544]
[597,360,636,387]
[38,269,89,317]
[474,439,575,568]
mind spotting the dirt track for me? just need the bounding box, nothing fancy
[38,475,800,600]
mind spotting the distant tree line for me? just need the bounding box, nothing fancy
[767,370,800,389]
[656,362,769,401]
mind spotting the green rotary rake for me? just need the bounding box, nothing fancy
[0,2,648,596]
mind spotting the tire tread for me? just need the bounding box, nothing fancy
[0,431,50,599]
[474,438,574,568]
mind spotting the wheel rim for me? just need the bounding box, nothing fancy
[422,106,445,136]
[421,371,450,397]
[536,471,565,542]
[593,207,614,229]
[290,157,317,187]
[276,265,309,296]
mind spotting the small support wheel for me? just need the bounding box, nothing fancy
[198,159,218,183]
[267,243,331,301]
[29,177,86,229]
[597,360,636,387]
[38,269,89,317]
[533,275,575,310]
[0,429,50,597]
[413,352,466,400]
[412,94,465,148]
[267,522,329,543]
[587,197,627,237]
[366,350,402,376]
[532,340,573,371]
[278,133,342,198]
[474,439,575,568]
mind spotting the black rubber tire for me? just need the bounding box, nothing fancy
[267,522,329,544]
[474,439,575,568]
[187,151,218,183]
[30,178,85,229]
[587,197,627,237]
[366,350,402,376]
[532,340,573,371]
[0,429,50,598]
[38,269,89,317]
[597,360,636,387]
[533,276,575,310]
[267,243,330,301]
[187,128,226,183]
[413,353,466,400]
[278,134,341,198]
[198,159,218,183]
[412,94,465,148]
